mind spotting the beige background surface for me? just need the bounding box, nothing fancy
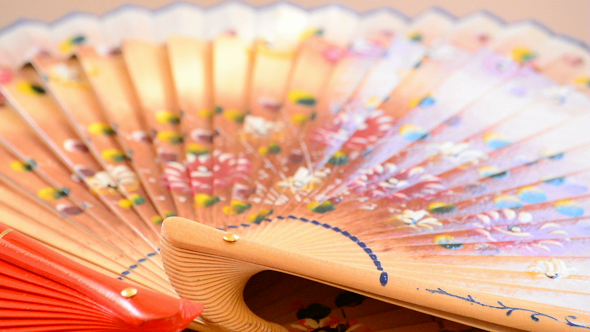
[0,0,588,44]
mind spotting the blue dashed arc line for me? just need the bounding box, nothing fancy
[217,215,389,287]
[117,252,158,280]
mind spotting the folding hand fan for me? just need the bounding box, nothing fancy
[0,2,589,332]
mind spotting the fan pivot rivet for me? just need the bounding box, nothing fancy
[223,233,240,243]
[121,288,138,299]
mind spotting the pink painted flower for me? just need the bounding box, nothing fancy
[562,54,584,67]
[187,151,252,192]
[258,97,282,112]
[187,154,213,194]
[348,37,383,57]
[322,45,346,63]
[164,162,191,194]
[0,67,13,84]
[344,110,394,151]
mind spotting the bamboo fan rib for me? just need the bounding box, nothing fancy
[0,2,588,332]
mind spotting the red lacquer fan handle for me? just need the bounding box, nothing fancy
[0,223,203,332]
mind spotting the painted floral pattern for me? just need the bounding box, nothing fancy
[344,110,394,150]
[258,97,282,112]
[243,115,285,139]
[287,292,371,332]
[186,151,252,194]
[86,171,117,194]
[48,63,85,86]
[388,209,442,230]
[434,141,488,165]
[277,167,330,195]
[311,109,394,152]
[289,317,367,332]
[165,162,192,194]
[528,258,577,279]
[110,165,140,191]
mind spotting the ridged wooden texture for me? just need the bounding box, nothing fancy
[161,236,285,331]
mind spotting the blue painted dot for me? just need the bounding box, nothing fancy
[548,153,564,160]
[404,132,428,142]
[121,270,130,276]
[321,223,331,229]
[71,35,86,44]
[138,258,147,263]
[228,225,238,229]
[129,265,138,270]
[380,272,389,286]
[311,220,320,225]
[556,205,584,217]
[544,177,566,186]
[519,191,546,203]
[419,97,436,107]
[147,253,157,257]
[487,140,510,149]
